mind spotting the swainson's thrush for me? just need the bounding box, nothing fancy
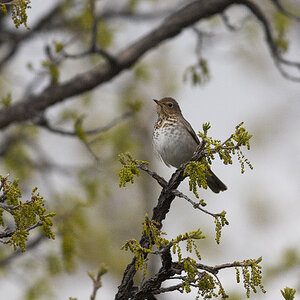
[153,97,227,193]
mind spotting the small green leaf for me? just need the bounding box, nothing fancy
[281,287,296,300]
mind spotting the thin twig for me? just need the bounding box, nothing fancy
[0,220,44,239]
[0,202,16,211]
[269,0,300,22]
[171,189,220,218]
[152,283,183,294]
[221,12,252,32]
[221,134,233,146]
[61,42,117,64]
[82,140,100,164]
[60,1,117,65]
[221,12,239,31]
[212,272,229,298]
[136,163,167,188]
[37,111,133,137]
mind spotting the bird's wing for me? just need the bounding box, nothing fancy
[181,118,200,145]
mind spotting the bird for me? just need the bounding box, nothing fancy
[152,97,227,193]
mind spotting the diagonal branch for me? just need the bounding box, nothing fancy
[0,0,237,130]
[135,163,167,188]
[269,0,300,22]
[0,220,43,239]
[239,0,300,82]
[171,189,221,218]
[37,111,133,137]
[1,0,299,130]
[0,233,45,267]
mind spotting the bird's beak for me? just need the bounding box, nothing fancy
[153,99,158,104]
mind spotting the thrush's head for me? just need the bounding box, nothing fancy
[153,97,182,118]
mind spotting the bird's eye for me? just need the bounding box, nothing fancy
[167,103,173,108]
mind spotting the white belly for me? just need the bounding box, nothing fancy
[153,126,197,168]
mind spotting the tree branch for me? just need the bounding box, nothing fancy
[37,111,133,137]
[0,220,43,239]
[171,189,221,218]
[137,253,259,298]
[135,244,174,299]
[239,0,300,82]
[136,163,167,188]
[269,0,300,22]
[115,141,208,299]
[0,234,45,267]
[59,2,117,65]
[0,0,237,130]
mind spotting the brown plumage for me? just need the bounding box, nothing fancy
[153,97,227,193]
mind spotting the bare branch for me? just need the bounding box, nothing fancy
[90,272,102,300]
[37,111,133,137]
[0,234,45,267]
[171,189,221,218]
[60,3,117,65]
[152,283,183,294]
[220,12,252,32]
[136,163,167,188]
[221,12,239,31]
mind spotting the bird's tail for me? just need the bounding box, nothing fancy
[206,169,227,193]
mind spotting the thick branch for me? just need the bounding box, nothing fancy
[0,0,236,130]
[135,245,174,299]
